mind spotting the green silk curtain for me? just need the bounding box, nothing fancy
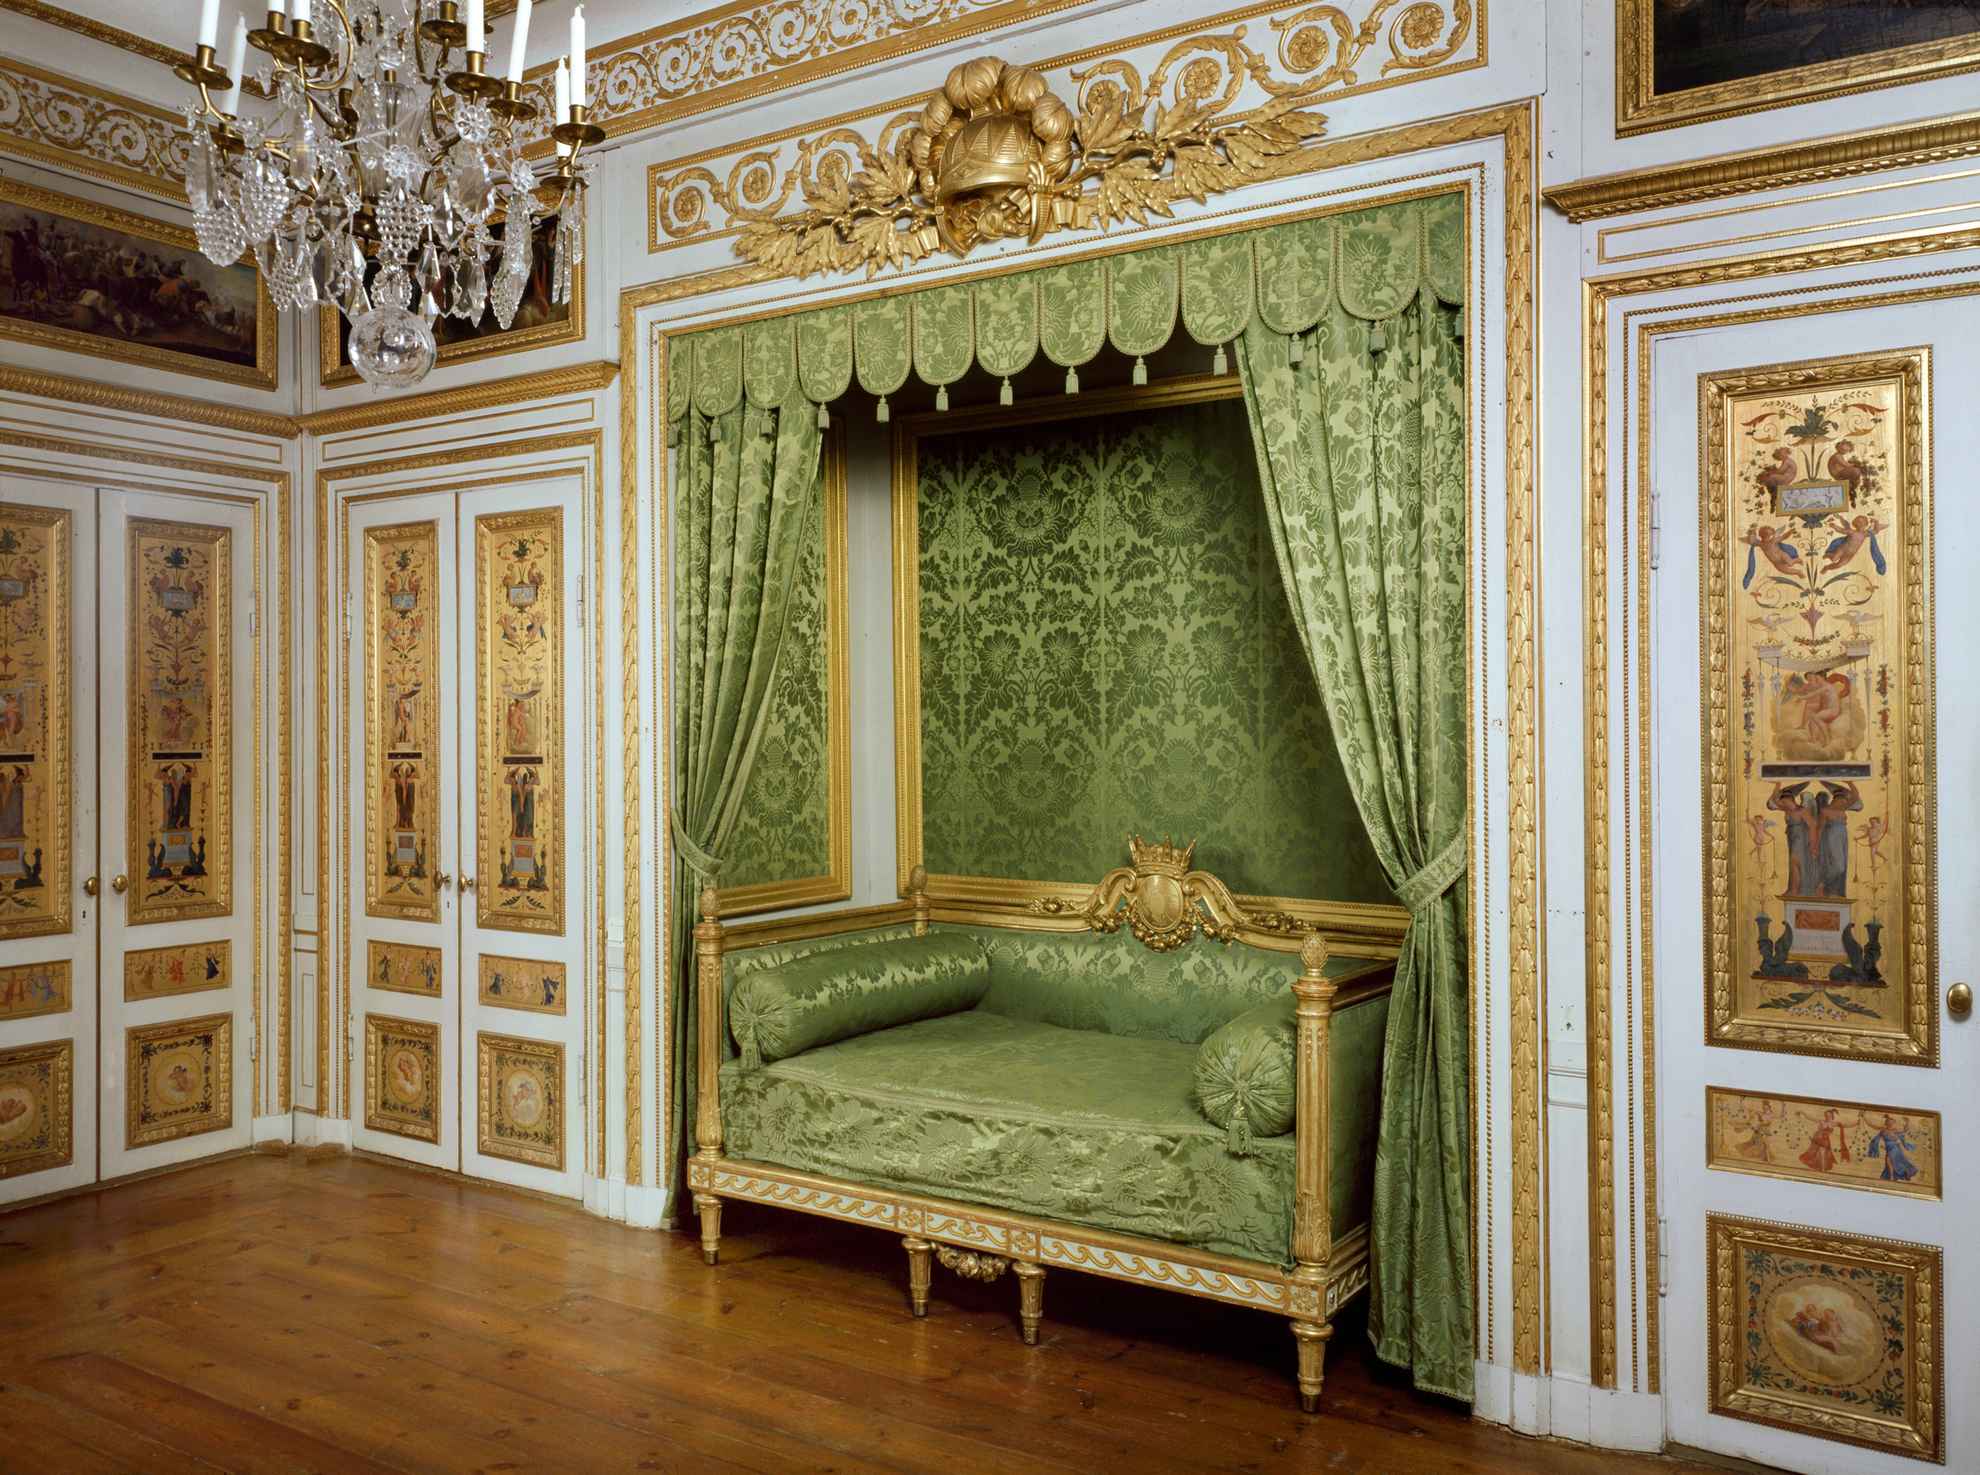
[1235,290,1471,1398]
[667,388,822,1210]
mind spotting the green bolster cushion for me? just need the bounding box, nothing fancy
[1193,992,1296,1155]
[730,933,993,1070]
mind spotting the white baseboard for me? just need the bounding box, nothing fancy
[1589,1385,1664,1451]
[293,1112,352,1150]
[252,1113,294,1145]
[1473,1366,1663,1452]
[624,1182,667,1229]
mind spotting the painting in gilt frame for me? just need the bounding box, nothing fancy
[1617,1,1980,135]
[477,1032,562,1170]
[0,503,70,942]
[0,959,69,1022]
[476,508,563,935]
[366,522,440,924]
[318,215,581,387]
[368,939,442,998]
[477,953,566,1015]
[1702,351,1933,1065]
[365,1013,440,1143]
[125,1013,231,1148]
[128,519,233,927]
[0,176,275,389]
[1708,1214,1942,1463]
[0,1038,72,1179]
[1706,1087,1939,1200]
[123,940,229,1001]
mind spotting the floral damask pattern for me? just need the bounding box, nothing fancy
[914,398,1389,902]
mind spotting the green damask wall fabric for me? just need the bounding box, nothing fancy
[914,398,1391,903]
[1236,288,1471,1397]
[729,933,991,1069]
[718,522,831,891]
[666,390,822,1210]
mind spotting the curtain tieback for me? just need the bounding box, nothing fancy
[669,807,725,880]
[1395,834,1466,916]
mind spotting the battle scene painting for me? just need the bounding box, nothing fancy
[1703,354,1932,1063]
[0,179,270,387]
[1650,1,1980,96]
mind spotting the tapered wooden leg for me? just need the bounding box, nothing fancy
[1014,1260,1045,1346]
[693,1192,721,1266]
[902,1236,933,1317]
[1290,1319,1331,1412]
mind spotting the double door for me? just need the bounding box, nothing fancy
[345,481,584,1199]
[0,478,256,1206]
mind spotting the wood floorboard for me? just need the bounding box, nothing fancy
[0,1154,1739,1475]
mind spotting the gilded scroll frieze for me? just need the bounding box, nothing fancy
[126,1012,232,1148]
[1702,352,1933,1064]
[128,519,231,927]
[124,940,229,1001]
[0,503,69,942]
[477,510,565,935]
[1707,1214,1942,1463]
[1706,1087,1938,1200]
[365,522,440,924]
[368,939,442,998]
[477,1032,563,1170]
[648,4,1477,270]
[0,1037,71,1178]
[0,57,192,202]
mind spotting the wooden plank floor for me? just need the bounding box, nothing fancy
[0,1153,1730,1475]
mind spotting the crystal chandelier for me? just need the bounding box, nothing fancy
[176,0,605,388]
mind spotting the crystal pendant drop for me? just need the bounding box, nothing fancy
[348,306,436,389]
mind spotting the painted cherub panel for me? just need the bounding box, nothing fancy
[1704,352,1933,1063]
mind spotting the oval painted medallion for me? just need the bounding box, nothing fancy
[1763,1277,1884,1387]
[501,1066,546,1129]
[0,1081,43,1145]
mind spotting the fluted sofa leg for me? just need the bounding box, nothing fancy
[903,1236,933,1317]
[1014,1260,1045,1345]
[1289,1318,1331,1412]
[694,1192,722,1266]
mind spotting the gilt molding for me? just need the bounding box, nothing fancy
[1546,111,1980,223]
[0,55,191,201]
[0,1,274,100]
[0,366,297,439]
[297,361,621,437]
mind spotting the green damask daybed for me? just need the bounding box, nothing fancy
[686,839,1395,1410]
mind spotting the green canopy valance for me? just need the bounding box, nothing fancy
[666,192,1464,422]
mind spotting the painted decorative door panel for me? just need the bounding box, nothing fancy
[0,481,96,1205]
[343,480,585,1199]
[1652,308,1975,1472]
[348,498,460,1171]
[97,492,254,1181]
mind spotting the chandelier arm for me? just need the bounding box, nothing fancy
[297,0,357,95]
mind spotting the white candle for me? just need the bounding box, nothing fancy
[554,57,569,124]
[464,0,483,54]
[222,14,248,112]
[293,0,309,27]
[197,0,219,49]
[267,0,285,16]
[570,6,586,108]
[505,0,531,82]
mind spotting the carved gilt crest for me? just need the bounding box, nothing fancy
[1031,835,1310,952]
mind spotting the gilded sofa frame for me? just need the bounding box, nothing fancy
[688,847,1397,1411]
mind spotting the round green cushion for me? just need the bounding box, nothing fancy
[1193,992,1295,1155]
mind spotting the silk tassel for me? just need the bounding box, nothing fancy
[935,383,949,412]
[876,394,889,423]
[1064,364,1079,395]
[1212,343,1228,376]
[1288,332,1304,366]
[816,403,829,430]
[999,377,1013,406]
[1131,356,1147,386]
[1368,319,1386,354]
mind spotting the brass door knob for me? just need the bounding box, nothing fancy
[459,875,475,892]
[434,871,452,888]
[82,875,98,897]
[110,874,128,895]
[1949,982,1973,1020]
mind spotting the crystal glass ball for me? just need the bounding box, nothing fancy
[348,305,436,389]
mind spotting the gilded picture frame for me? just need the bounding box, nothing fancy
[1701,349,1934,1065]
[889,374,1408,955]
[1707,1213,1943,1463]
[0,175,276,390]
[714,422,852,918]
[1704,1086,1939,1200]
[317,215,584,387]
[1617,0,1980,136]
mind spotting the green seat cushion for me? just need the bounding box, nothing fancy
[722,1009,1303,1264]
[1194,994,1297,1154]
[729,933,991,1070]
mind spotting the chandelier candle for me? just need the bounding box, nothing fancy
[504,0,529,83]
[570,5,584,107]
[175,0,594,388]
[197,0,219,50]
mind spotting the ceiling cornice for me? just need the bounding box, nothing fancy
[1544,111,1980,222]
[0,366,298,439]
[0,0,275,98]
[296,359,620,436]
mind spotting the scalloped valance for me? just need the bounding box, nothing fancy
[667,192,1464,424]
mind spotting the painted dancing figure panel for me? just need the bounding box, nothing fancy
[0,959,69,1021]
[123,940,230,1001]
[0,503,69,941]
[476,509,563,935]
[477,953,566,1015]
[1703,353,1934,1063]
[368,939,442,998]
[1706,1087,1939,1200]
[365,522,440,923]
[127,519,231,926]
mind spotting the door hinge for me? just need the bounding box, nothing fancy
[248,591,259,638]
[576,574,584,614]
[1648,489,1662,571]
[1657,1217,1670,1295]
[249,1029,259,1064]
[343,586,352,643]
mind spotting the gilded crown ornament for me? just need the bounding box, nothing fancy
[734,47,1329,278]
[1031,835,1317,952]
